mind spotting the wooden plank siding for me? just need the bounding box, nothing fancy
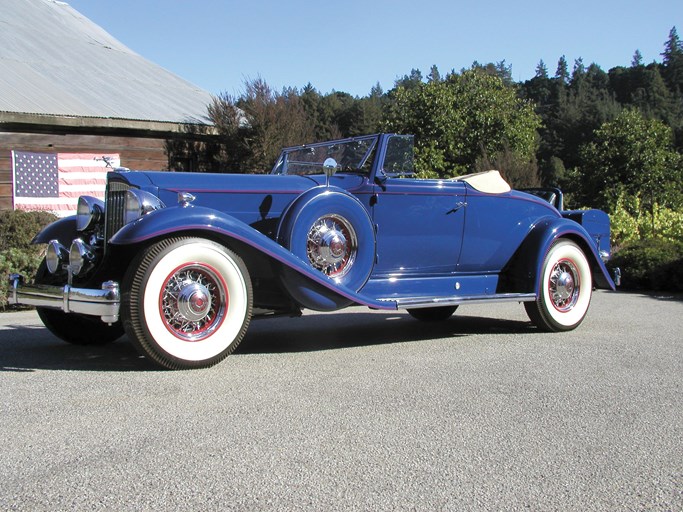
[0,132,169,210]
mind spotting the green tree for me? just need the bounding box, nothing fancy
[555,55,569,84]
[208,77,314,173]
[577,108,682,211]
[383,68,541,184]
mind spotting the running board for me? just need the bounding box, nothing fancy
[379,293,537,309]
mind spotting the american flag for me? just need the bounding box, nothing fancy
[12,152,120,217]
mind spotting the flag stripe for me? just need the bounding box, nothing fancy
[12,151,119,217]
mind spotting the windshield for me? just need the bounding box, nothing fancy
[272,136,378,176]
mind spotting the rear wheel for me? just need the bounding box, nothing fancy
[525,240,592,332]
[407,306,458,322]
[122,238,252,369]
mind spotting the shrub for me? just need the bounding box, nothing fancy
[609,193,683,248]
[609,238,683,291]
[0,210,58,309]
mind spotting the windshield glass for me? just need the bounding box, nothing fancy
[272,136,377,176]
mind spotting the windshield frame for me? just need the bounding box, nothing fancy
[271,134,379,176]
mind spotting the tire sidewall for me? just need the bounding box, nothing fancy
[128,239,251,365]
[539,240,592,330]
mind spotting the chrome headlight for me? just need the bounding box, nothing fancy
[69,239,95,276]
[124,189,165,224]
[76,196,105,231]
[46,240,69,274]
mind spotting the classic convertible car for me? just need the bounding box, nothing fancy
[8,134,616,369]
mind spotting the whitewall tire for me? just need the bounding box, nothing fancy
[525,239,592,332]
[123,237,252,369]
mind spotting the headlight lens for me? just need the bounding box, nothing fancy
[46,240,68,274]
[76,196,105,231]
[69,239,94,276]
[124,189,165,224]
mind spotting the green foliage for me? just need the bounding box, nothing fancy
[609,238,683,291]
[0,210,57,310]
[208,78,315,173]
[609,193,683,247]
[383,68,542,183]
[0,210,57,252]
[576,109,682,211]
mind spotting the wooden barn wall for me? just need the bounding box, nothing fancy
[0,132,168,210]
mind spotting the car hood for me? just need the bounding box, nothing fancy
[109,170,366,237]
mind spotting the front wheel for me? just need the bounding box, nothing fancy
[122,238,252,369]
[525,240,592,332]
[37,308,124,345]
[34,259,124,345]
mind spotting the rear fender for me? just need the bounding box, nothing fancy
[109,205,393,312]
[498,217,615,294]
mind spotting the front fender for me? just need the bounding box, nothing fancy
[109,205,395,312]
[32,216,78,245]
[500,217,616,294]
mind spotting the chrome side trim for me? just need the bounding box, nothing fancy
[378,292,537,309]
[8,274,120,324]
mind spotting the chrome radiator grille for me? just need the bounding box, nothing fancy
[104,180,132,248]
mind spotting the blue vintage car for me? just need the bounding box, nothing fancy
[9,134,616,369]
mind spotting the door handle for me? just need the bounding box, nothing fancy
[447,201,467,214]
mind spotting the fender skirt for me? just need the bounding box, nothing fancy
[109,206,395,312]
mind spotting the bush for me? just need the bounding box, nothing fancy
[0,210,58,310]
[609,238,683,291]
[609,193,683,248]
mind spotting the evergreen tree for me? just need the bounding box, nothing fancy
[661,26,683,65]
[661,26,683,96]
[555,56,569,84]
[535,60,549,79]
[631,49,643,67]
[428,65,441,83]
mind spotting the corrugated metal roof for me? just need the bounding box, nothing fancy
[0,0,214,124]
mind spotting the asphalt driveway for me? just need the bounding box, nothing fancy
[1,290,681,510]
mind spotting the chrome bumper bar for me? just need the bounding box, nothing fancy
[8,274,120,324]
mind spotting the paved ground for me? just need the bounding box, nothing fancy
[0,290,681,511]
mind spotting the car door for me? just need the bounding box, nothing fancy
[370,177,467,277]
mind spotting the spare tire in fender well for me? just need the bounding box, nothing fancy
[277,186,376,309]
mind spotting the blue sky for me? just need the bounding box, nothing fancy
[67,0,681,98]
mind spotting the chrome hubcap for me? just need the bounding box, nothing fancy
[160,265,226,341]
[307,215,357,277]
[549,259,579,312]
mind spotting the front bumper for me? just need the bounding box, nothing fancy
[8,274,120,324]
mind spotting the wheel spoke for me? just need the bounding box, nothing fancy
[159,264,227,341]
[306,214,357,277]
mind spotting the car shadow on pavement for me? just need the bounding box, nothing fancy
[237,310,535,354]
[0,310,534,371]
[0,325,154,372]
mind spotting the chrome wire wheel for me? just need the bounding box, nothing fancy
[548,259,580,312]
[159,263,227,341]
[306,214,357,278]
